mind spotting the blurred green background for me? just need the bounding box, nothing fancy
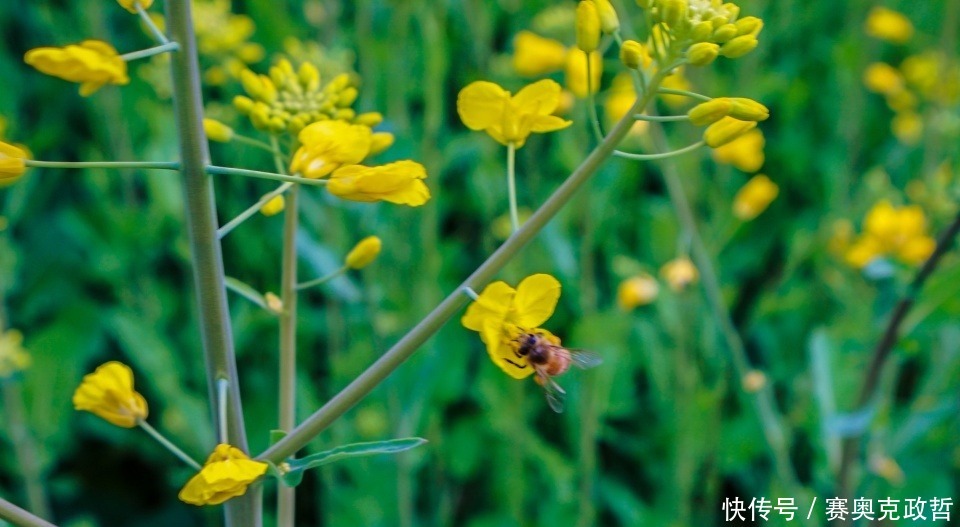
[1,0,958,526]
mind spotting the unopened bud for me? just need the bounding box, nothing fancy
[369,132,395,156]
[690,21,714,42]
[727,98,769,121]
[576,1,601,52]
[713,23,739,43]
[355,112,384,127]
[203,119,234,143]
[720,35,759,58]
[661,0,687,29]
[259,195,285,216]
[345,236,382,269]
[594,0,620,33]
[686,42,720,66]
[688,98,732,126]
[619,40,646,69]
[635,0,653,8]
[735,16,763,36]
[264,292,283,314]
[704,116,757,148]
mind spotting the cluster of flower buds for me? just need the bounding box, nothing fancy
[233,59,382,136]
[687,97,769,147]
[635,0,763,66]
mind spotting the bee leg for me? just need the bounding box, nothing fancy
[503,358,527,369]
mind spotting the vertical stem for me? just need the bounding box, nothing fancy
[506,143,520,232]
[163,1,257,525]
[277,181,301,527]
[2,382,52,521]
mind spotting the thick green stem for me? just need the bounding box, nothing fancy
[163,1,257,525]
[258,70,668,464]
[0,498,56,527]
[277,182,300,527]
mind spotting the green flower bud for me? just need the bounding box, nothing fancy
[688,98,732,126]
[619,40,647,69]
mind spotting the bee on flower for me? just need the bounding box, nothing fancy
[461,274,600,412]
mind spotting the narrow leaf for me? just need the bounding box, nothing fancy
[279,438,427,487]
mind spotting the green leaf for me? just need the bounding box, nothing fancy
[269,429,288,445]
[278,438,427,487]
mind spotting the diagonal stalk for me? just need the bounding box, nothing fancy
[163,1,257,525]
[258,69,671,464]
[0,498,56,527]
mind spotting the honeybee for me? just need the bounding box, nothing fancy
[512,331,602,413]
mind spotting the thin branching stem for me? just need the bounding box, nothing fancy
[120,42,180,62]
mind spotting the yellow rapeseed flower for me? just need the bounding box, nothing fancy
[863,62,904,95]
[25,40,129,96]
[512,31,568,77]
[845,200,935,268]
[327,161,430,206]
[660,257,699,291]
[116,0,153,13]
[289,120,373,179]
[0,141,29,187]
[659,70,692,109]
[891,111,923,145]
[345,236,382,269]
[72,362,149,428]
[457,79,572,148]
[565,50,603,98]
[733,174,778,220]
[864,7,914,44]
[0,330,30,378]
[203,119,235,143]
[462,274,562,379]
[617,274,659,310]
[178,444,268,506]
[711,128,765,172]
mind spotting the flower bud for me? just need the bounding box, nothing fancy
[619,40,646,69]
[369,132,395,156]
[203,118,234,143]
[0,141,29,186]
[733,174,778,220]
[264,292,283,314]
[727,98,769,121]
[741,370,767,393]
[660,257,699,291]
[356,112,384,127]
[661,0,687,29]
[345,236,382,269]
[735,16,763,36]
[576,1,601,52]
[704,116,757,148]
[686,42,720,66]
[259,195,285,216]
[687,98,732,126]
[712,23,739,43]
[594,0,620,33]
[721,3,740,21]
[233,95,255,114]
[617,274,659,310]
[720,35,759,58]
[690,21,714,42]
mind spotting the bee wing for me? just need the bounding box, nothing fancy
[568,349,602,369]
[536,369,566,413]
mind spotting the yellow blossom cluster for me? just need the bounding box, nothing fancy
[192,0,266,86]
[0,330,31,378]
[862,7,960,145]
[844,201,936,269]
[234,58,380,135]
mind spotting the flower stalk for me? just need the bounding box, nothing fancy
[277,179,300,527]
[138,420,202,470]
[0,497,56,527]
[506,143,520,232]
[163,0,257,524]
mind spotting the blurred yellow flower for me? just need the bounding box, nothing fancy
[864,7,914,44]
[863,62,904,95]
[25,40,129,96]
[660,257,699,291]
[565,50,603,98]
[891,111,922,145]
[704,117,757,148]
[203,118,234,143]
[178,444,268,506]
[845,200,935,268]
[327,161,430,206]
[462,274,561,379]
[116,0,153,13]
[741,370,767,393]
[259,195,285,216]
[712,129,765,173]
[617,274,659,310]
[457,79,571,148]
[0,330,30,378]
[345,236,382,269]
[659,70,692,109]
[733,174,779,220]
[512,31,568,77]
[0,141,29,187]
[575,1,601,52]
[72,362,149,428]
[289,121,373,179]
[604,74,648,134]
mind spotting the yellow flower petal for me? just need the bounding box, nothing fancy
[72,361,149,428]
[481,320,534,380]
[512,31,568,77]
[327,161,430,206]
[290,121,373,178]
[461,281,516,332]
[457,81,510,131]
[0,141,29,186]
[24,40,129,96]
[511,273,561,328]
[512,79,564,116]
[178,444,268,506]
